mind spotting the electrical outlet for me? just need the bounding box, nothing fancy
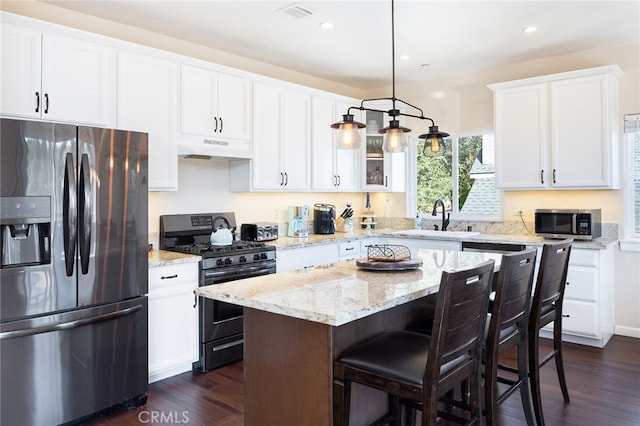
[512,207,524,216]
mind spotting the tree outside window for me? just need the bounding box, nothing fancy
[415,133,500,218]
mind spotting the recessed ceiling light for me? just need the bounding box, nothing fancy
[320,21,333,29]
[400,54,410,60]
[522,26,537,33]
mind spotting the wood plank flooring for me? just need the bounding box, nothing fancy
[81,335,640,426]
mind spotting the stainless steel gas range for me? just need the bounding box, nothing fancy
[159,213,276,371]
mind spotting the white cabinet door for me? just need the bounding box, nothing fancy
[281,89,311,190]
[118,51,178,191]
[236,81,310,191]
[276,245,338,273]
[361,107,406,192]
[1,24,42,119]
[550,74,617,188]
[490,65,621,190]
[311,98,359,191]
[148,263,198,383]
[1,24,116,126]
[311,97,338,190]
[180,65,251,143]
[251,81,283,189]
[493,84,548,189]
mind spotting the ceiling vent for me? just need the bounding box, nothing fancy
[276,3,314,19]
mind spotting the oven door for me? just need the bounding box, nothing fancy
[200,261,276,343]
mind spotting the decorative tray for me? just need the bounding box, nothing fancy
[356,244,423,271]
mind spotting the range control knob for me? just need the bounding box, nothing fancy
[253,254,261,261]
[224,258,232,265]
[239,255,247,263]
[216,259,224,267]
[260,253,268,260]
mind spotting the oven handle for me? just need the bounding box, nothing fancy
[202,264,276,283]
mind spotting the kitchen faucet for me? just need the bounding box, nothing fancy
[432,199,450,231]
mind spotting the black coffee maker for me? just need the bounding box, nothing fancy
[313,203,335,234]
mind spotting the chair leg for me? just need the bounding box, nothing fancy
[518,340,536,426]
[484,357,498,426]
[333,378,352,426]
[553,326,570,403]
[529,334,545,426]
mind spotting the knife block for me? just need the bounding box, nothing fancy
[336,217,354,233]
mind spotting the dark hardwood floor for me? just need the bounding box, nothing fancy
[81,335,640,425]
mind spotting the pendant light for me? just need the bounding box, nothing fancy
[330,0,447,153]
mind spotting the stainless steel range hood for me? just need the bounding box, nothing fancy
[178,137,253,160]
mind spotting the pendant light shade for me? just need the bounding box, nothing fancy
[331,114,365,149]
[419,125,450,156]
[380,120,409,153]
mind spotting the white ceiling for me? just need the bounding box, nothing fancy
[42,0,640,90]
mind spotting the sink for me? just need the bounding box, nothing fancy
[391,229,480,239]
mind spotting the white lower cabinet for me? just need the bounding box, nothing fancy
[148,262,199,383]
[540,245,614,348]
[338,240,360,262]
[276,245,338,273]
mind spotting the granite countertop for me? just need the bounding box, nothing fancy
[267,228,617,251]
[196,248,502,326]
[148,250,201,268]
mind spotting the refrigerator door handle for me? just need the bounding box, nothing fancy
[0,304,142,340]
[79,153,92,274]
[63,152,77,277]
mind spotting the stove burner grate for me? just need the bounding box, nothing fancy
[171,241,268,256]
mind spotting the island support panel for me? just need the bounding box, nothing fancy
[243,295,435,425]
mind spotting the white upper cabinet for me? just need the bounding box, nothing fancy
[489,65,622,190]
[1,22,116,126]
[118,50,178,191]
[230,81,310,191]
[361,108,406,192]
[311,97,360,191]
[179,64,252,158]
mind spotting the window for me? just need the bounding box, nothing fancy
[622,114,640,251]
[407,131,501,221]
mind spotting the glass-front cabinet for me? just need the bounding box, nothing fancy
[362,109,406,192]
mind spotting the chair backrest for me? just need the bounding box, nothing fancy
[530,239,573,329]
[488,248,538,343]
[425,259,495,387]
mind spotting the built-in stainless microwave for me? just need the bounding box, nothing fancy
[534,209,601,240]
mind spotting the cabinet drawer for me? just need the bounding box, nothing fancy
[561,300,600,337]
[565,265,598,301]
[339,241,360,258]
[149,263,198,291]
[543,300,599,337]
[569,249,598,267]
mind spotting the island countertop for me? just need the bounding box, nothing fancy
[196,248,501,327]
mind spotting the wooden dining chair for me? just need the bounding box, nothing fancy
[332,259,495,426]
[483,247,538,426]
[529,239,573,426]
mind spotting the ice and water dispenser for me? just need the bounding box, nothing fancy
[1,196,51,267]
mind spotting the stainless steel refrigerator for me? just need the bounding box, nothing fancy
[0,118,149,425]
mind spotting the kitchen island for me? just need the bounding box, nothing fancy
[196,248,501,425]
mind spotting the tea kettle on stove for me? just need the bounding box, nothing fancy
[210,216,234,245]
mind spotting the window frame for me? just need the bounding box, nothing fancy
[406,129,503,222]
[621,113,640,252]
